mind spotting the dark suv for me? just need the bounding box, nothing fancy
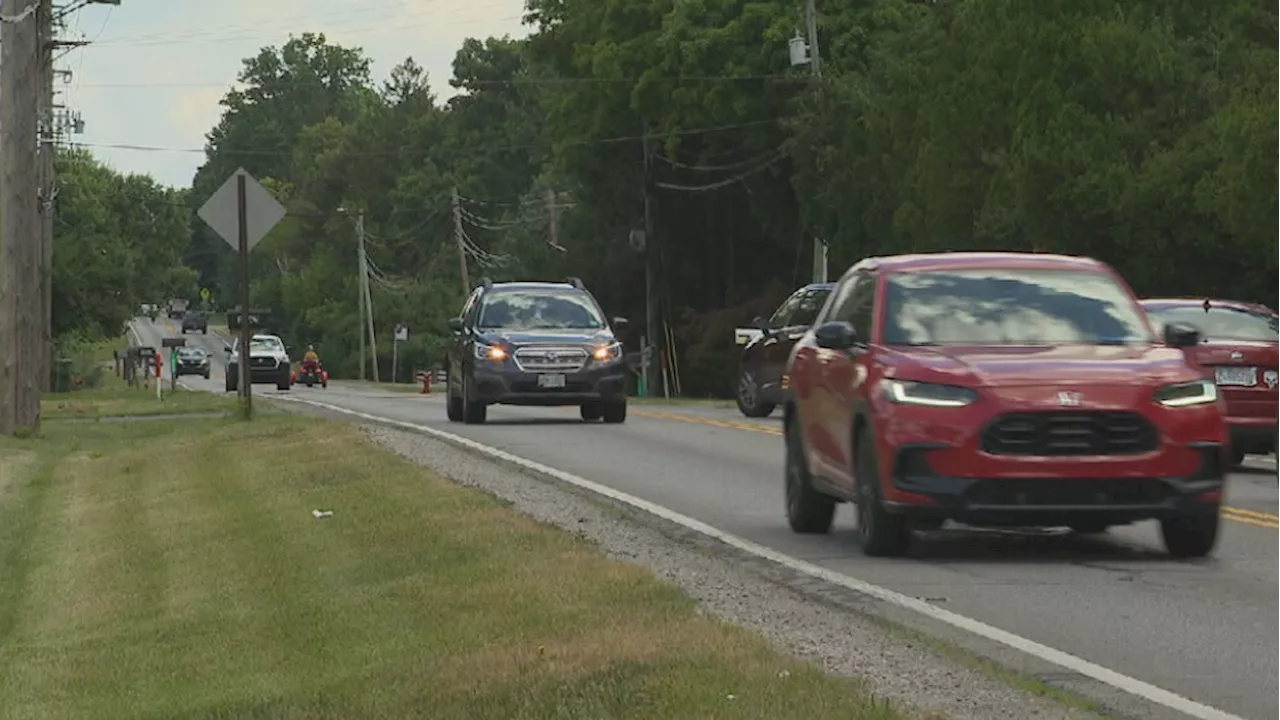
[181,309,208,334]
[445,277,629,425]
[783,252,1228,559]
[735,283,833,417]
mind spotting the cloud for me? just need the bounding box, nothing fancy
[67,0,531,188]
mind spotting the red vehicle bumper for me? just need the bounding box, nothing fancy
[871,386,1227,527]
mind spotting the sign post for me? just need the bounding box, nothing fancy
[392,323,408,384]
[196,168,286,419]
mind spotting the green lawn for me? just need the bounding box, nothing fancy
[39,334,240,421]
[0,413,905,720]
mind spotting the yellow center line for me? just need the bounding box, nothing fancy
[630,409,1277,529]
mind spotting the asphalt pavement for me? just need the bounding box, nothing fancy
[133,317,1279,720]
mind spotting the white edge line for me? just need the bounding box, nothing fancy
[267,393,1244,720]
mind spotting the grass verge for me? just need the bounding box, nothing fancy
[0,414,905,720]
[42,334,240,421]
[864,615,1115,719]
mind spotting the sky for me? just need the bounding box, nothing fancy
[64,0,530,189]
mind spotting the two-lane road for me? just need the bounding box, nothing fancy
[132,318,1279,720]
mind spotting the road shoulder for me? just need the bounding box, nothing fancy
[365,423,1107,720]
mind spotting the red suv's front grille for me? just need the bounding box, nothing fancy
[980,411,1158,457]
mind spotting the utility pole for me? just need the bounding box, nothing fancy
[640,127,659,399]
[0,0,45,434]
[355,213,379,383]
[452,186,470,296]
[802,0,828,283]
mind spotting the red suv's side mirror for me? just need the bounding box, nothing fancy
[814,321,857,350]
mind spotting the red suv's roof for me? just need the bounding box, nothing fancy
[859,251,1108,273]
[1139,297,1276,315]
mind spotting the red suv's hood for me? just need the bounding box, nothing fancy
[892,345,1194,387]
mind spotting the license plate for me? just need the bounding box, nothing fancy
[1214,366,1257,387]
[536,374,566,389]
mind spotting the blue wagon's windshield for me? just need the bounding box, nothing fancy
[1146,305,1279,342]
[478,291,604,330]
[883,268,1153,346]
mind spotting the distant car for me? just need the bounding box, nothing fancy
[175,347,211,379]
[225,334,291,392]
[733,283,833,417]
[181,310,208,334]
[1139,298,1278,466]
[445,276,629,425]
[784,251,1226,559]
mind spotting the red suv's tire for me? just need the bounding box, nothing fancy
[1160,512,1219,558]
[854,431,911,557]
[784,419,835,534]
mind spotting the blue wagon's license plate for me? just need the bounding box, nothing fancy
[1214,366,1257,387]
[536,374,566,389]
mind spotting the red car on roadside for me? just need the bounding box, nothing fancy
[1139,298,1277,467]
[783,252,1227,559]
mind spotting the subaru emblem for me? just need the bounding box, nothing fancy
[1057,391,1082,407]
[544,351,556,360]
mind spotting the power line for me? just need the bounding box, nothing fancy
[76,74,809,89]
[84,7,522,49]
[67,117,785,157]
[83,0,505,46]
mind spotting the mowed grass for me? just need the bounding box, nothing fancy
[41,383,240,420]
[41,334,239,420]
[0,415,905,720]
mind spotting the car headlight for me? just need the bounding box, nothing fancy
[882,379,979,408]
[591,342,623,363]
[475,343,507,361]
[1154,379,1218,407]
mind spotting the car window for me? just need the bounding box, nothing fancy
[827,272,873,336]
[769,292,803,328]
[249,337,284,352]
[882,268,1154,346]
[461,289,481,325]
[1146,305,1278,342]
[789,289,832,329]
[477,290,604,330]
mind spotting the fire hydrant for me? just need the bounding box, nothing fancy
[421,373,431,394]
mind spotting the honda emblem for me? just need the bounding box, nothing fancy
[1057,391,1082,407]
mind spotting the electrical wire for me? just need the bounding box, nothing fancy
[67,117,784,157]
[653,151,785,192]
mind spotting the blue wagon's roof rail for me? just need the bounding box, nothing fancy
[565,276,585,290]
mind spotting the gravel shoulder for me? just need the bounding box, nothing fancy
[365,424,1107,720]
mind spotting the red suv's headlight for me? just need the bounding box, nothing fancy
[882,379,979,408]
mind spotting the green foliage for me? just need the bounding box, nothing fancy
[53,149,195,344]
[126,4,1278,392]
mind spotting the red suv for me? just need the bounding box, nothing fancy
[1139,298,1277,467]
[783,252,1228,558]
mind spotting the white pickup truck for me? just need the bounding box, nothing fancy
[225,333,292,392]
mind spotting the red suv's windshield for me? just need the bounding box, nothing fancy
[882,267,1154,346]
